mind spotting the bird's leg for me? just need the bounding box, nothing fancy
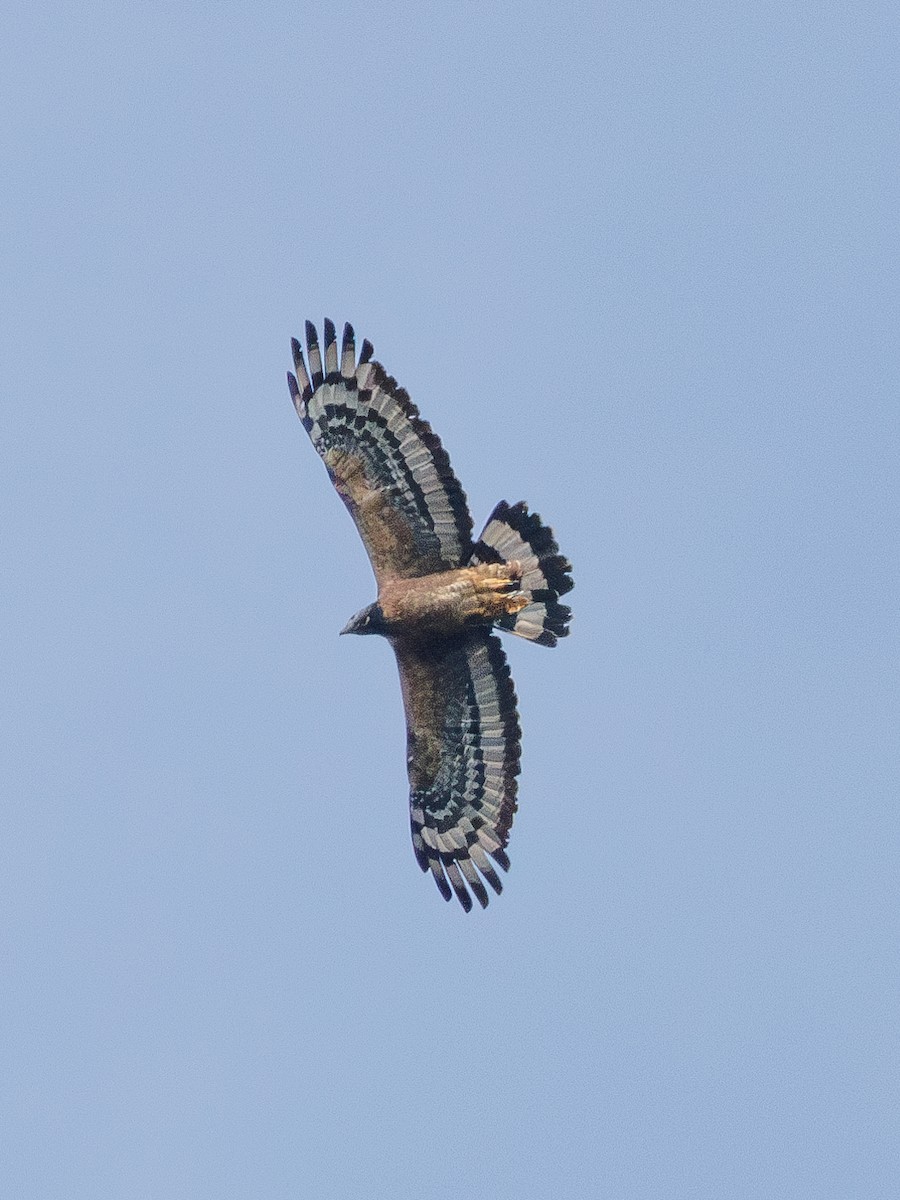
[476,560,522,592]
[466,561,529,619]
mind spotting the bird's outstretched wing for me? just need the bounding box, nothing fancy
[393,630,521,910]
[288,320,473,585]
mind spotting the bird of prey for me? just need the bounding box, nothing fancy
[288,320,573,910]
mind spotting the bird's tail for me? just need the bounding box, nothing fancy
[469,501,573,646]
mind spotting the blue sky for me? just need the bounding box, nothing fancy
[2,3,897,1197]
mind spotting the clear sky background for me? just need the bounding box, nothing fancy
[2,3,896,1197]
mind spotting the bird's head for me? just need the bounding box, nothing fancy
[339,602,387,637]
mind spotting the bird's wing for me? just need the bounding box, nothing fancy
[288,320,473,586]
[393,630,521,911]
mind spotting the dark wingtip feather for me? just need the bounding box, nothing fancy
[445,860,474,912]
[305,321,323,387]
[286,371,304,420]
[359,339,374,364]
[290,337,311,397]
[483,865,504,896]
[490,847,511,873]
[429,857,453,903]
[459,858,490,909]
[469,841,504,895]
[340,323,356,378]
[322,319,339,376]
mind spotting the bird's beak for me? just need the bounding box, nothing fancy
[339,604,378,636]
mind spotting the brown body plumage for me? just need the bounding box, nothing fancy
[378,562,528,636]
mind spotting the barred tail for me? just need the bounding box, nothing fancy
[469,501,574,646]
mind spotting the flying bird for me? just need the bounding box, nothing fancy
[288,320,573,910]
